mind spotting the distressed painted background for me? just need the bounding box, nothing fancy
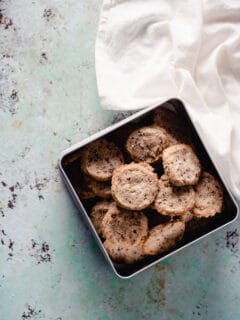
[0,1,240,319]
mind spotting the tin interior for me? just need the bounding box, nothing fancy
[60,99,238,278]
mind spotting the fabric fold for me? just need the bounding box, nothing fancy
[95,0,240,198]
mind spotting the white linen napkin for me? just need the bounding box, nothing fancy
[95,0,240,199]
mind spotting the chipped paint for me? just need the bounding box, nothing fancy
[0,0,240,319]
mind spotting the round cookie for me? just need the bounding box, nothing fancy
[181,211,193,223]
[104,239,146,264]
[143,220,185,255]
[111,163,158,210]
[162,144,201,186]
[90,201,115,237]
[193,172,223,218]
[153,106,191,146]
[89,179,111,198]
[154,175,195,216]
[75,172,95,200]
[153,105,180,131]
[81,138,124,181]
[76,187,95,200]
[166,129,192,147]
[185,217,209,234]
[102,205,148,246]
[126,125,169,164]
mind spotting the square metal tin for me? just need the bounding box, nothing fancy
[58,98,239,279]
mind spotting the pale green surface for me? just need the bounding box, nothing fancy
[0,1,240,319]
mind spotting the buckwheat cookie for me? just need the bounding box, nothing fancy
[154,175,195,216]
[126,125,169,164]
[75,172,95,200]
[185,217,209,234]
[162,144,201,186]
[81,138,124,181]
[143,220,185,255]
[111,163,158,210]
[181,211,193,223]
[193,172,223,218]
[167,128,192,146]
[90,200,115,237]
[102,205,148,246]
[153,106,190,146]
[154,105,180,130]
[104,239,146,264]
[89,179,111,198]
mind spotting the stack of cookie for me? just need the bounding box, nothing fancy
[78,106,223,265]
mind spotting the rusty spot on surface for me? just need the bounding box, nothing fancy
[8,200,14,209]
[41,52,47,60]
[0,9,13,29]
[145,263,172,308]
[10,89,19,102]
[21,305,42,319]
[30,240,52,264]
[2,53,12,58]
[1,181,23,215]
[1,181,7,187]
[225,229,239,255]
[43,8,55,21]
[8,239,14,250]
[146,277,166,308]
[31,239,37,249]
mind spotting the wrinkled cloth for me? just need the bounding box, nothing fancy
[95,0,240,199]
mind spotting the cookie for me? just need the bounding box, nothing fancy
[102,205,148,246]
[62,149,82,165]
[90,201,115,237]
[185,217,209,234]
[166,129,192,146]
[81,138,124,181]
[75,172,95,200]
[143,220,185,255]
[193,172,223,218]
[104,239,146,264]
[76,187,95,200]
[162,144,201,186]
[154,175,195,216]
[111,163,158,210]
[126,125,169,164]
[153,106,190,146]
[89,179,111,198]
[154,105,180,130]
[181,211,193,223]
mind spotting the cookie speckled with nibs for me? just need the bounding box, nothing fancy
[75,172,95,200]
[181,211,193,223]
[193,172,223,218]
[81,138,124,181]
[153,105,180,129]
[76,172,111,199]
[126,125,169,164]
[153,106,191,146]
[154,175,195,216]
[143,220,185,255]
[111,162,159,210]
[103,239,146,264]
[90,201,115,237]
[162,144,201,186]
[89,179,112,198]
[102,205,148,246]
